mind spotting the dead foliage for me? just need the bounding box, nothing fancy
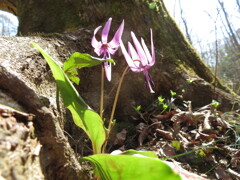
[113,101,240,179]
[0,104,43,180]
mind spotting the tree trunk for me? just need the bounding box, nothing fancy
[0,0,240,179]
[0,0,16,15]
[7,0,237,109]
[218,0,240,50]
[0,35,90,179]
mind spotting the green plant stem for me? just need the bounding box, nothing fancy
[56,85,61,113]
[160,146,221,160]
[108,66,129,130]
[100,66,104,118]
[102,66,129,152]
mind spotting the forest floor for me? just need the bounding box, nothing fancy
[107,97,240,180]
[1,96,239,180]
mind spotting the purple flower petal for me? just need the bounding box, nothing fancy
[108,47,117,55]
[104,61,112,81]
[128,42,140,61]
[144,70,155,93]
[109,20,125,51]
[128,42,143,69]
[91,26,103,56]
[129,67,144,72]
[131,31,148,66]
[102,18,112,44]
[149,29,155,66]
[141,37,152,64]
[92,26,102,47]
[91,18,125,81]
[120,40,136,68]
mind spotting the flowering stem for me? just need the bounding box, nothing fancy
[109,66,128,129]
[100,66,104,118]
[103,66,129,152]
[56,85,61,113]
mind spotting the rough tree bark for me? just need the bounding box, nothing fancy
[0,0,239,179]
[2,0,237,109]
[0,0,16,15]
[0,1,238,101]
[0,35,89,180]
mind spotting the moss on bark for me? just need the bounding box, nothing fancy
[3,0,237,108]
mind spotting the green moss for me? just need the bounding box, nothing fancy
[22,32,61,37]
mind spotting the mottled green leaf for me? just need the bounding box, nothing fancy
[120,149,158,158]
[81,152,181,180]
[64,67,80,85]
[63,52,114,85]
[63,52,114,72]
[68,76,80,85]
[32,43,106,154]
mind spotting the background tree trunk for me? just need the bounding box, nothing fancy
[8,0,237,109]
[0,0,16,15]
[0,0,240,179]
[0,35,89,180]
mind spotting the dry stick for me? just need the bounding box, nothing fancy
[103,66,129,152]
[100,66,104,118]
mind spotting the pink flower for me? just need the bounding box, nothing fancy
[120,29,155,93]
[91,18,124,81]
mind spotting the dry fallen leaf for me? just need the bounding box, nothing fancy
[156,129,173,140]
[114,129,127,146]
[214,165,231,180]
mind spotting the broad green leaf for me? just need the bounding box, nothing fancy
[63,52,114,85]
[32,43,106,154]
[68,74,80,85]
[81,153,181,180]
[63,52,114,72]
[64,67,80,85]
[120,149,158,158]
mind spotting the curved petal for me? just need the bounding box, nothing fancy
[131,31,148,66]
[108,47,118,55]
[109,20,125,49]
[102,18,112,44]
[94,48,102,56]
[143,70,155,93]
[91,26,102,48]
[120,40,135,68]
[128,42,141,68]
[104,61,112,81]
[129,66,144,72]
[141,37,152,65]
[149,29,155,66]
[128,42,139,60]
[144,64,153,70]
